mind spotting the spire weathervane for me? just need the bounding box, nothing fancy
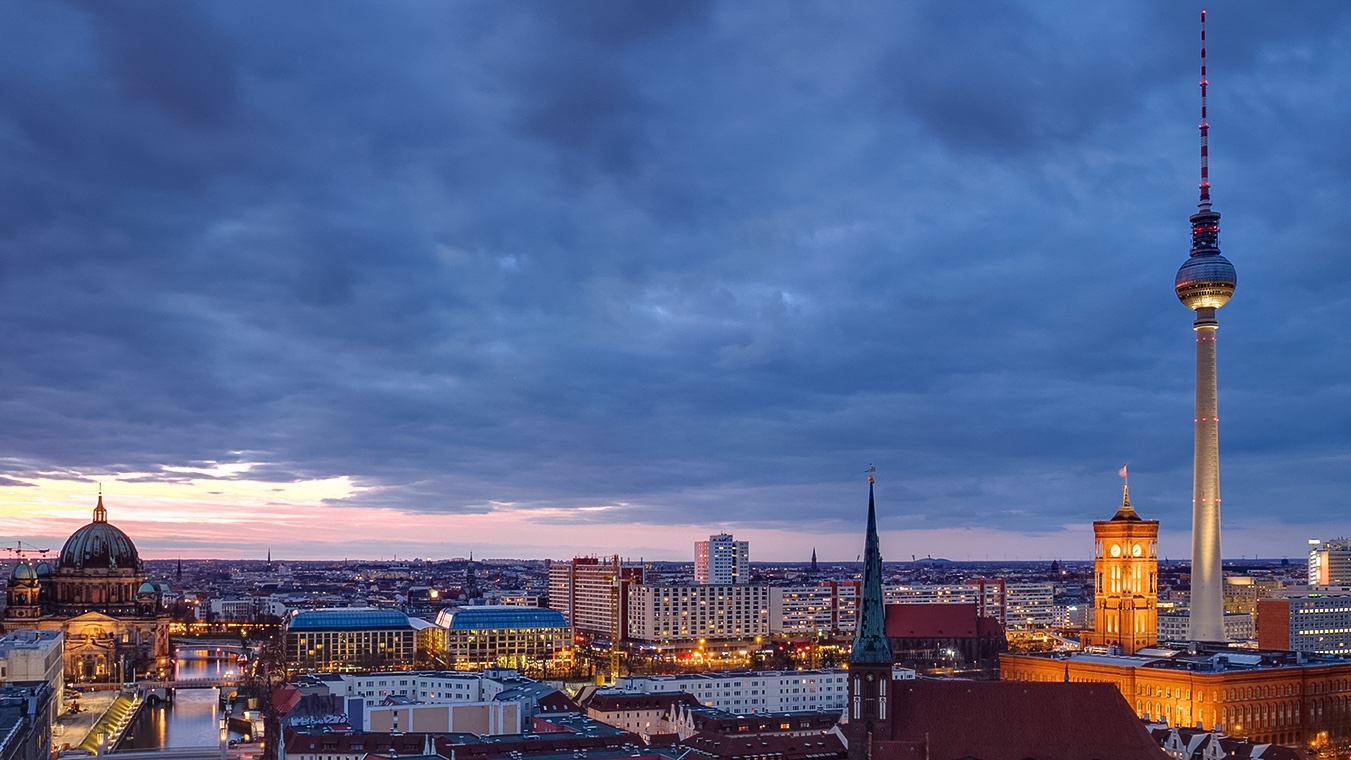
[94,483,107,523]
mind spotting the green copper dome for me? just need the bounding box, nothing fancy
[58,497,143,571]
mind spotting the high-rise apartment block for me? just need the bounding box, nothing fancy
[771,580,859,635]
[883,578,1053,627]
[547,557,645,638]
[618,669,860,714]
[694,533,749,585]
[626,584,770,645]
[1308,539,1351,586]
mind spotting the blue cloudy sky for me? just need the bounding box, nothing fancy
[1,1,1349,561]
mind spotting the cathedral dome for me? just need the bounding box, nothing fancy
[58,497,143,572]
[9,563,37,584]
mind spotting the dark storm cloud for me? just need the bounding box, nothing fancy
[73,0,240,129]
[1,0,1349,554]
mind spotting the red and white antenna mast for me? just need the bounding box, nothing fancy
[1198,9,1211,211]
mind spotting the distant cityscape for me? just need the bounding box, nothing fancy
[0,6,1348,760]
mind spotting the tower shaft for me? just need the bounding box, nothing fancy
[1189,310,1225,641]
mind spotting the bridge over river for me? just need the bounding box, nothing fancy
[109,652,247,754]
[169,639,249,660]
[136,677,239,691]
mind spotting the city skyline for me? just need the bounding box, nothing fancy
[2,3,1351,561]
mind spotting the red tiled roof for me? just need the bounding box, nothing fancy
[287,731,639,760]
[682,731,845,760]
[691,711,839,735]
[273,686,304,717]
[884,603,980,638]
[446,734,636,760]
[536,690,580,712]
[878,681,1167,760]
[286,732,431,756]
[584,691,701,712]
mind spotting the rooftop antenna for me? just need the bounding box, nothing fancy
[1198,9,1211,211]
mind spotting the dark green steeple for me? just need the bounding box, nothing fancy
[850,477,892,664]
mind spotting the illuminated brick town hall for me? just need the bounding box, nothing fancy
[999,486,1351,748]
[3,495,167,682]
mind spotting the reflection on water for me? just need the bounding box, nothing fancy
[117,655,231,750]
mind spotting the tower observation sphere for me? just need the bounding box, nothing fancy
[1175,209,1236,311]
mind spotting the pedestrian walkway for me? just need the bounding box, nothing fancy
[53,690,118,753]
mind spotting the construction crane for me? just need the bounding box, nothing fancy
[1,541,51,562]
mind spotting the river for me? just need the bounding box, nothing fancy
[116,653,240,751]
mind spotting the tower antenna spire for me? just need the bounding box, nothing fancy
[1198,9,1211,211]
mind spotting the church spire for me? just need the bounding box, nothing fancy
[850,473,892,664]
[93,485,107,523]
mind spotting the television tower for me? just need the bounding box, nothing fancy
[1175,9,1236,643]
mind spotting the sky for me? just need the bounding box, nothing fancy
[1,2,1349,563]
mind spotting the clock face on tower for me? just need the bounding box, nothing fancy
[1132,543,1143,557]
[1110,544,1122,557]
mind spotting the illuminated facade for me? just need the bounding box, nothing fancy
[619,669,853,714]
[626,584,770,645]
[1081,486,1159,655]
[3,497,167,682]
[546,556,645,638]
[1158,611,1251,643]
[1258,596,1351,656]
[1308,539,1351,586]
[1002,645,1351,747]
[283,608,416,672]
[433,605,571,670]
[1225,576,1286,615]
[881,579,1053,627]
[771,580,859,635]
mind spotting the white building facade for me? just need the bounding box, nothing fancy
[1157,611,1252,643]
[618,669,856,713]
[626,584,770,645]
[695,534,749,585]
[771,581,859,634]
[1309,539,1351,586]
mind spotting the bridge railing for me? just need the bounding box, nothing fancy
[134,677,239,689]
